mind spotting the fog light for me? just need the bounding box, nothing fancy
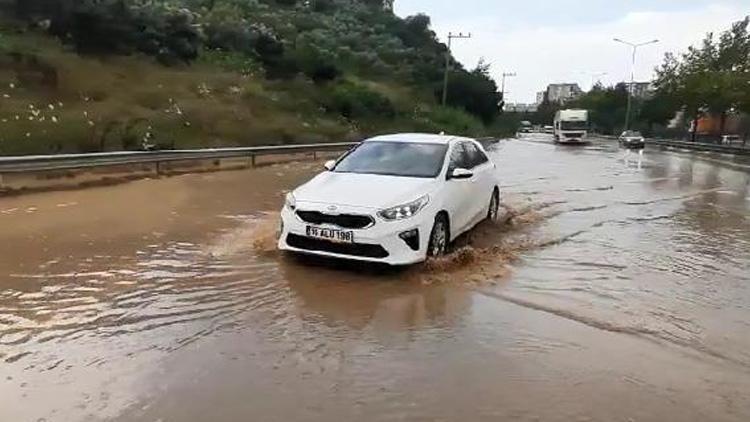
[399,229,420,251]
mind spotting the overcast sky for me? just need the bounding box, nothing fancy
[394,1,748,103]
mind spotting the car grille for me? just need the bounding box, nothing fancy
[296,210,374,229]
[286,234,389,259]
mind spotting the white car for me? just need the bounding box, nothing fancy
[277,133,500,265]
[619,130,645,148]
[721,134,741,145]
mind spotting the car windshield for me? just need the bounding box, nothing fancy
[334,141,448,178]
[623,131,643,137]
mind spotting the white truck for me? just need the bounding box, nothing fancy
[553,109,589,144]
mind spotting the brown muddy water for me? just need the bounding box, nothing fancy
[1,136,750,422]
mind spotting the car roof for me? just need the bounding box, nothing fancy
[365,133,475,145]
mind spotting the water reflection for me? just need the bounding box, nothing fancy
[280,256,472,334]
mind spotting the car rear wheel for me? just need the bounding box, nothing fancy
[427,214,449,257]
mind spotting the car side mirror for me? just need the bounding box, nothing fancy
[450,168,474,180]
[324,160,336,171]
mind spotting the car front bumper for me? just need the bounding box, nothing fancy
[277,203,434,266]
[621,138,645,147]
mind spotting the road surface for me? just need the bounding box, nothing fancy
[2,135,750,421]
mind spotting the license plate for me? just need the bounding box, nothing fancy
[306,226,354,243]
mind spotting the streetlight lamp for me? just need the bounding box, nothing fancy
[613,38,659,131]
[442,32,472,106]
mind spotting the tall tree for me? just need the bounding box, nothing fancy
[653,16,750,140]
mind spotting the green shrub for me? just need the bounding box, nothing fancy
[414,106,484,136]
[324,81,395,119]
[293,43,341,83]
[199,49,261,75]
[28,0,202,64]
[311,0,335,13]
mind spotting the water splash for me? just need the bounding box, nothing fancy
[206,212,280,258]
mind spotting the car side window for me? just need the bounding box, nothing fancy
[464,142,489,167]
[448,143,470,172]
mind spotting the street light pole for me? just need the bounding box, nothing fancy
[613,38,659,131]
[501,72,516,101]
[442,32,472,106]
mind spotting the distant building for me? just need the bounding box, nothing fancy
[546,83,583,104]
[535,91,547,105]
[505,103,538,113]
[625,82,655,100]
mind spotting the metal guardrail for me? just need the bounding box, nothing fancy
[646,139,750,155]
[0,142,358,173]
[595,135,749,155]
[0,137,503,174]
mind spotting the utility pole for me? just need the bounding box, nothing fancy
[613,38,659,131]
[442,32,472,106]
[500,72,516,101]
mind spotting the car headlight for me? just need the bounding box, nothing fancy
[285,192,297,210]
[378,195,429,221]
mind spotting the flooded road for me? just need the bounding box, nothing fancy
[2,136,750,421]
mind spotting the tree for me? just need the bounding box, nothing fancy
[653,16,750,140]
[531,99,559,127]
[438,61,501,124]
[567,83,628,134]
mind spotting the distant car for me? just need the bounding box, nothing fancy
[277,133,500,266]
[543,125,555,134]
[619,130,645,148]
[519,121,533,134]
[721,134,741,145]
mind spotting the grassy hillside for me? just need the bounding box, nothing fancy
[0,1,501,155]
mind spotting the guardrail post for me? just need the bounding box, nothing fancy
[155,161,162,176]
[312,151,317,160]
[251,155,256,167]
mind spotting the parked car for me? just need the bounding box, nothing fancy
[277,133,500,265]
[619,130,645,148]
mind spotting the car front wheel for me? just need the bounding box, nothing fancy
[427,214,449,257]
[487,190,499,222]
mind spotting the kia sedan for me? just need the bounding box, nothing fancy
[277,133,500,265]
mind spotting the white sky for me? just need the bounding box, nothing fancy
[395,1,748,103]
